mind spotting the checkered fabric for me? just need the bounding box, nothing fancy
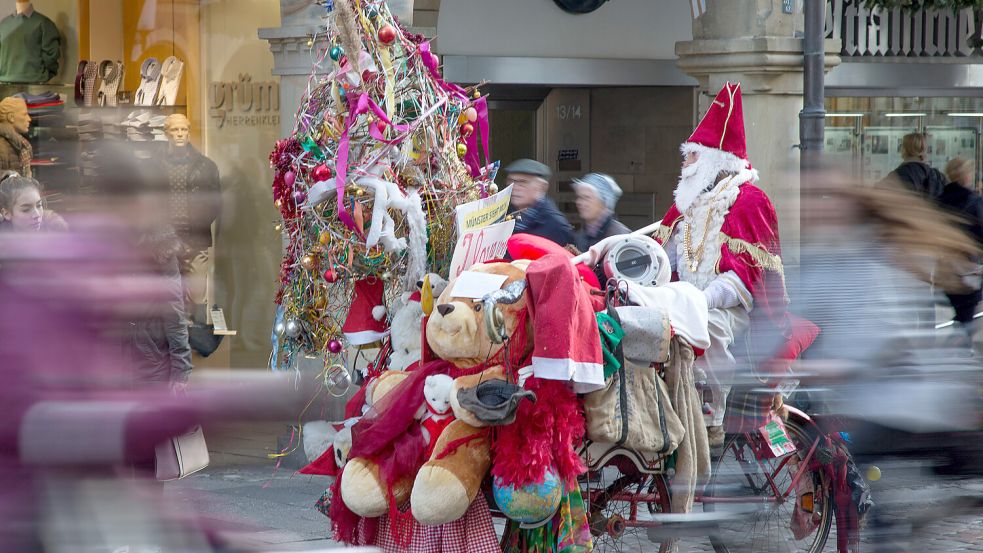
[723,385,775,435]
[363,495,501,553]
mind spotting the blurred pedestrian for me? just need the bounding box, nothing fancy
[883,132,946,200]
[939,157,983,330]
[0,171,67,232]
[505,158,574,247]
[572,172,629,252]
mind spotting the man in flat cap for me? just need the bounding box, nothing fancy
[505,158,574,247]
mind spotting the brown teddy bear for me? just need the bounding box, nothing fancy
[337,260,532,529]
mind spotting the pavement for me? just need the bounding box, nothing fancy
[168,422,983,552]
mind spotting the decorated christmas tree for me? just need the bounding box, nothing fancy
[269,0,494,383]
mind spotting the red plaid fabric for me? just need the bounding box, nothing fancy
[359,495,501,553]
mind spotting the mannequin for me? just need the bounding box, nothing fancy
[0,0,61,83]
[0,97,31,177]
[156,114,221,310]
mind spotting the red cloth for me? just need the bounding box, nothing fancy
[525,253,604,393]
[343,277,389,345]
[422,415,454,458]
[299,444,338,476]
[657,183,785,327]
[687,81,747,161]
[507,233,601,289]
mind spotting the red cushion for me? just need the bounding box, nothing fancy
[507,233,601,289]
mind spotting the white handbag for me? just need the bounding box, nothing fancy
[155,426,209,481]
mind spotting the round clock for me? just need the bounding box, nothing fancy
[552,0,609,14]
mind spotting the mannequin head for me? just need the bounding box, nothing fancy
[15,1,32,15]
[0,98,30,134]
[163,114,191,149]
[0,173,43,231]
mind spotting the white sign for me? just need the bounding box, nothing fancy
[455,185,512,234]
[450,271,509,299]
[448,219,515,280]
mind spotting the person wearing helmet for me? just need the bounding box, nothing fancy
[572,172,629,252]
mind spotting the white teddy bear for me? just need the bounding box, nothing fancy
[388,274,448,371]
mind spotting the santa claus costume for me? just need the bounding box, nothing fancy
[651,82,788,435]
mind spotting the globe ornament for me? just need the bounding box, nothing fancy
[492,468,562,525]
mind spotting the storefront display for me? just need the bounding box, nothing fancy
[0,1,61,84]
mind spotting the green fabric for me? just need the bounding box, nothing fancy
[596,311,624,380]
[502,484,592,553]
[0,11,61,84]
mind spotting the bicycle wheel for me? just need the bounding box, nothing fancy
[704,419,834,553]
[585,467,673,553]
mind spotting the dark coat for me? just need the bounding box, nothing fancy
[510,196,574,247]
[575,213,631,252]
[938,182,983,247]
[127,227,193,385]
[155,145,221,256]
[887,161,947,200]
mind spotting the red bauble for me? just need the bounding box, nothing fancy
[378,25,396,44]
[283,170,296,187]
[313,164,332,182]
[327,340,343,354]
[323,267,340,283]
[461,123,475,137]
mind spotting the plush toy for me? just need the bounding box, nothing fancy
[388,274,448,371]
[420,374,455,457]
[338,261,531,529]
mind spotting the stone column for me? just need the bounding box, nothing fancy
[674,0,840,265]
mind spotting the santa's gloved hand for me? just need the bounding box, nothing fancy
[517,366,534,387]
[583,234,629,266]
[703,276,742,310]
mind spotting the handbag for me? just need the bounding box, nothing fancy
[155,425,209,481]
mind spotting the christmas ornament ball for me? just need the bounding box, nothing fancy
[274,321,286,337]
[313,164,332,182]
[492,468,562,525]
[329,45,344,61]
[318,230,331,245]
[328,339,343,354]
[300,255,316,271]
[283,170,296,187]
[292,190,307,204]
[461,123,474,137]
[378,25,396,44]
[456,143,468,157]
[464,107,478,123]
[323,267,340,283]
[285,319,302,338]
[486,182,499,194]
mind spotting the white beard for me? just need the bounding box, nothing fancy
[675,158,723,213]
[675,143,756,213]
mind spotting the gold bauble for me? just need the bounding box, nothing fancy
[319,230,331,245]
[301,255,316,271]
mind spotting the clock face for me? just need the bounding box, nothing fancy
[552,0,609,14]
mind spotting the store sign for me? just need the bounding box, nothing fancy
[209,74,281,129]
[826,0,978,57]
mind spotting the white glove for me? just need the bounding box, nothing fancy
[583,234,630,267]
[517,366,534,387]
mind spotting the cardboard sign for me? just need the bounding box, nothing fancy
[448,219,515,280]
[455,185,512,234]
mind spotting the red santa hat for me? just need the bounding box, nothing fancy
[681,81,754,176]
[342,277,389,345]
[525,253,605,394]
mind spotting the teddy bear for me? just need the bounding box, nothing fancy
[419,374,455,458]
[388,273,448,371]
[338,261,532,528]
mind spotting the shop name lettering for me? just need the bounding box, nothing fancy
[209,74,280,128]
[826,0,982,57]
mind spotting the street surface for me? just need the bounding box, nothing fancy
[169,425,983,552]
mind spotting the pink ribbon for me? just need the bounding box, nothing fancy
[418,42,469,101]
[464,96,490,179]
[334,93,411,234]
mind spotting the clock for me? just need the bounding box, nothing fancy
[552,0,609,14]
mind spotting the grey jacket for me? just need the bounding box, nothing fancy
[127,227,193,384]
